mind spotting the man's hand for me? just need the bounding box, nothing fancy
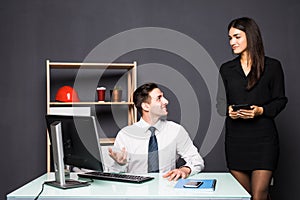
[163,166,191,181]
[108,147,127,165]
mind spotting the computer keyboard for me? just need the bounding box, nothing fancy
[77,171,154,183]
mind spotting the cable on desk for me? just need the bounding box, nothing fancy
[34,181,46,200]
[33,178,92,200]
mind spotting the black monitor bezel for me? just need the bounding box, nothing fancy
[45,115,104,171]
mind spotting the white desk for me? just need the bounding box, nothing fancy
[7,172,251,200]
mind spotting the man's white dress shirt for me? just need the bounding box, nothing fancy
[109,118,204,175]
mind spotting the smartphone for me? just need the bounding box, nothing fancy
[232,104,252,111]
[183,181,203,188]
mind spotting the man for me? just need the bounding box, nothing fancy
[108,83,204,181]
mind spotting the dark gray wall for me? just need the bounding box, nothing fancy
[1,0,299,199]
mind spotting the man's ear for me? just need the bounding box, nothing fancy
[141,102,150,112]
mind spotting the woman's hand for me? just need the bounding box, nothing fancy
[229,105,263,119]
[228,105,240,119]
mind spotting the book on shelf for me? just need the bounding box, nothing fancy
[49,107,91,116]
[174,178,217,191]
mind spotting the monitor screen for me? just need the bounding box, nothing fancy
[45,115,104,171]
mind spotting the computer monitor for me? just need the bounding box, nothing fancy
[45,115,104,188]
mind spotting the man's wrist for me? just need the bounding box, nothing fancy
[179,166,191,175]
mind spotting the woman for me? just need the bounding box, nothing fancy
[217,17,288,200]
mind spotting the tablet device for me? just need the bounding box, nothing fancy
[232,104,252,111]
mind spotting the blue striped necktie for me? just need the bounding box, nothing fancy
[148,126,159,173]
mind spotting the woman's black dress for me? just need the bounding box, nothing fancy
[217,56,288,171]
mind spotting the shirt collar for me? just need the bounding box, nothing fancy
[137,117,164,134]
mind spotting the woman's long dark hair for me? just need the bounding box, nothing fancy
[228,17,265,90]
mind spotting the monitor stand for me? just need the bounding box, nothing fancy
[45,121,90,189]
[45,179,89,189]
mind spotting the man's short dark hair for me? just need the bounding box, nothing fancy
[133,83,158,115]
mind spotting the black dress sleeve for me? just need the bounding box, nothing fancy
[216,64,227,116]
[262,59,288,118]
